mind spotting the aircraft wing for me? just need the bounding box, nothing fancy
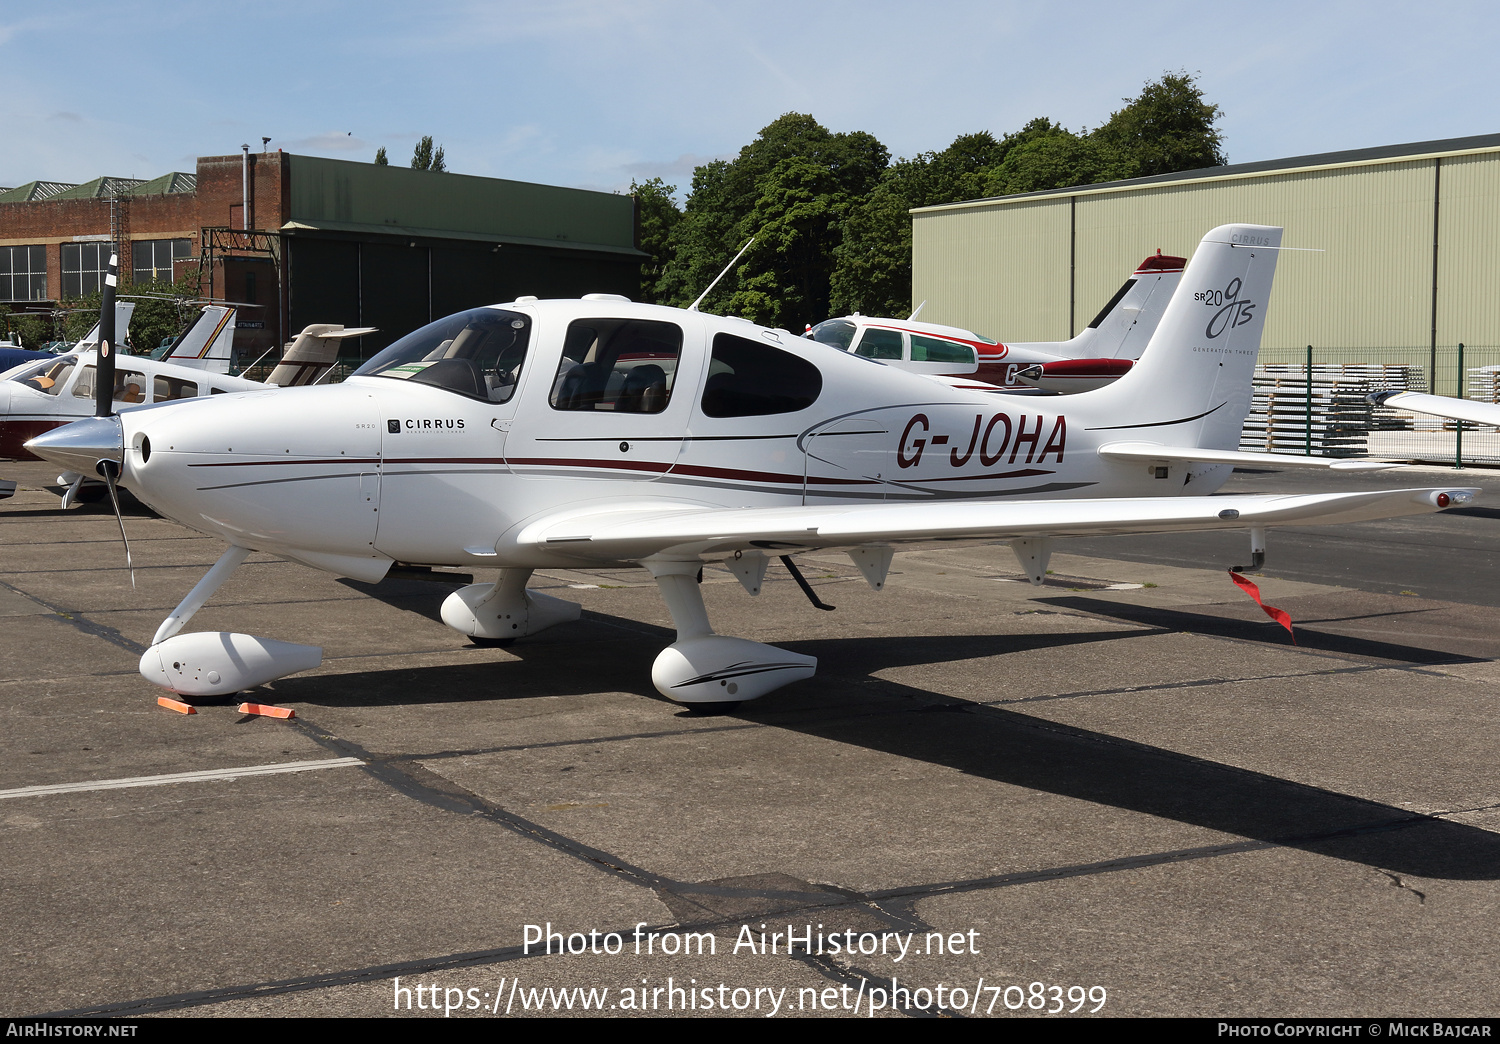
[1369,390,1500,428]
[514,487,1475,563]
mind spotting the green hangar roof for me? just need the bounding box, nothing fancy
[281,155,641,256]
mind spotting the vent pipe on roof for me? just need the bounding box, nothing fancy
[241,144,250,231]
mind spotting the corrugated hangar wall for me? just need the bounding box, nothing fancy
[911,142,1500,354]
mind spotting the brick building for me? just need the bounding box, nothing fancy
[0,151,643,360]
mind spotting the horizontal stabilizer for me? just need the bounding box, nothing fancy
[1098,441,1402,471]
[1369,390,1500,429]
[267,325,377,387]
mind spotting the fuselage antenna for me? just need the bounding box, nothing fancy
[688,237,754,312]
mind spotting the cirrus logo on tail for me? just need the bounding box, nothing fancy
[1194,277,1256,339]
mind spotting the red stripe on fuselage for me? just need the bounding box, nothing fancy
[0,419,68,460]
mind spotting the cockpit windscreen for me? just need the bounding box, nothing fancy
[354,308,531,403]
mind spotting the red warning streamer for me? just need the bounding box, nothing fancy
[1228,571,1296,644]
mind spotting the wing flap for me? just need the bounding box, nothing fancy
[1098,441,1401,472]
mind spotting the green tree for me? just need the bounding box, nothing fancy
[1093,71,1225,177]
[121,275,203,352]
[375,146,388,165]
[727,156,847,327]
[982,130,1133,196]
[0,306,52,348]
[654,159,739,311]
[829,74,1225,316]
[630,178,682,305]
[832,131,1009,317]
[411,136,447,172]
[659,113,888,328]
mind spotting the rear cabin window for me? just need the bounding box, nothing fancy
[853,327,902,360]
[549,318,682,413]
[73,366,148,403]
[154,376,199,401]
[909,334,975,365]
[701,333,822,418]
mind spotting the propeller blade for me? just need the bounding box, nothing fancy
[101,460,135,589]
[95,251,118,418]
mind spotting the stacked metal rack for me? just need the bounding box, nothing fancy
[1240,363,1427,457]
[1466,365,1500,410]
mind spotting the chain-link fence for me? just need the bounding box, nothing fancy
[1245,344,1500,466]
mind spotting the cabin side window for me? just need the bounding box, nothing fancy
[11,358,75,395]
[154,376,199,401]
[549,318,682,414]
[853,327,902,360]
[909,334,975,365]
[700,333,822,418]
[73,366,148,403]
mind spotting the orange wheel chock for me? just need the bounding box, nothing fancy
[157,696,197,715]
[238,702,295,719]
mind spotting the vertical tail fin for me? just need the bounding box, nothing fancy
[1086,253,1186,361]
[162,306,236,372]
[71,302,136,353]
[265,325,376,387]
[1084,224,1281,450]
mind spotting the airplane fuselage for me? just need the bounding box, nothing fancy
[112,299,1232,578]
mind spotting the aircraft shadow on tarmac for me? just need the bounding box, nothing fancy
[1038,595,1490,665]
[270,604,1500,883]
[2,492,155,519]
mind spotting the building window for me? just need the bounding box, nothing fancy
[0,245,47,302]
[131,239,190,285]
[62,242,113,299]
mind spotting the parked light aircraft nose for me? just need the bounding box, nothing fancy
[24,414,123,474]
[21,225,1482,709]
[79,385,388,580]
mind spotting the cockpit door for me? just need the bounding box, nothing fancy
[506,312,706,483]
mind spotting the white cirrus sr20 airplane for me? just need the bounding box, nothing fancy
[27,224,1477,710]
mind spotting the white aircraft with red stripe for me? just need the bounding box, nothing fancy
[0,312,371,476]
[807,252,1184,393]
[26,225,1474,710]
[0,311,256,464]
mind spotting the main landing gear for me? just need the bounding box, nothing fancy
[137,552,819,709]
[644,557,816,707]
[440,567,582,643]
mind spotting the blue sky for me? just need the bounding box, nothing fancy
[2,0,1496,197]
